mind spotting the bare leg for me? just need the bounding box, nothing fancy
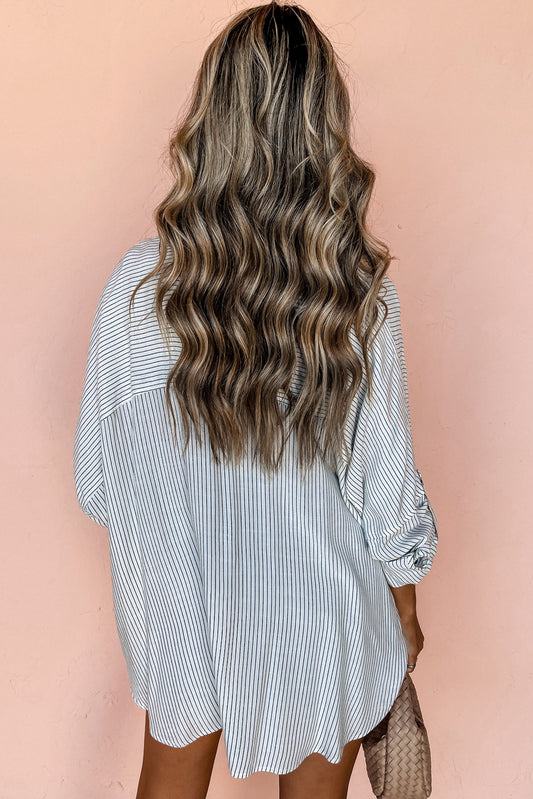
[279,738,362,799]
[135,712,222,799]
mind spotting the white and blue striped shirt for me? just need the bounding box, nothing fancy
[73,237,438,779]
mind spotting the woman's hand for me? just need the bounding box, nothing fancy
[388,584,425,670]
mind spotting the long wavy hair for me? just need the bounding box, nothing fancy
[130,1,394,476]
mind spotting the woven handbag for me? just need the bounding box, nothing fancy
[361,672,432,798]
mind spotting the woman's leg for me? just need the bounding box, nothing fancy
[135,712,222,799]
[279,738,362,799]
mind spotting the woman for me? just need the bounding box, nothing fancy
[73,3,438,798]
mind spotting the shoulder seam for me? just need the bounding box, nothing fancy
[100,383,168,422]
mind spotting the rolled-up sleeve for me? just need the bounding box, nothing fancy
[73,294,109,528]
[338,278,438,588]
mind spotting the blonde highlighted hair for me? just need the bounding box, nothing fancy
[131,2,394,475]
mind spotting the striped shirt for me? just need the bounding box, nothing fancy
[73,236,438,779]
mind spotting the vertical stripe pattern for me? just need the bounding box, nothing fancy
[73,238,438,779]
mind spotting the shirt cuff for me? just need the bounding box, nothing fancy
[379,546,435,587]
[365,482,438,588]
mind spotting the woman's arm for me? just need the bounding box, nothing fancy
[338,277,439,589]
[389,583,424,668]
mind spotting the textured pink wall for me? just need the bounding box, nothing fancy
[2,1,531,797]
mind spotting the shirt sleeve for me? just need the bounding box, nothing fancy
[73,291,109,528]
[337,276,439,588]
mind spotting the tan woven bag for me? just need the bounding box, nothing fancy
[361,672,432,798]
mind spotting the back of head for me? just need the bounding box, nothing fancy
[131,2,393,475]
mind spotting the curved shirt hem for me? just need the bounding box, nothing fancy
[129,636,409,780]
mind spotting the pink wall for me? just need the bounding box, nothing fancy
[2,1,531,796]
